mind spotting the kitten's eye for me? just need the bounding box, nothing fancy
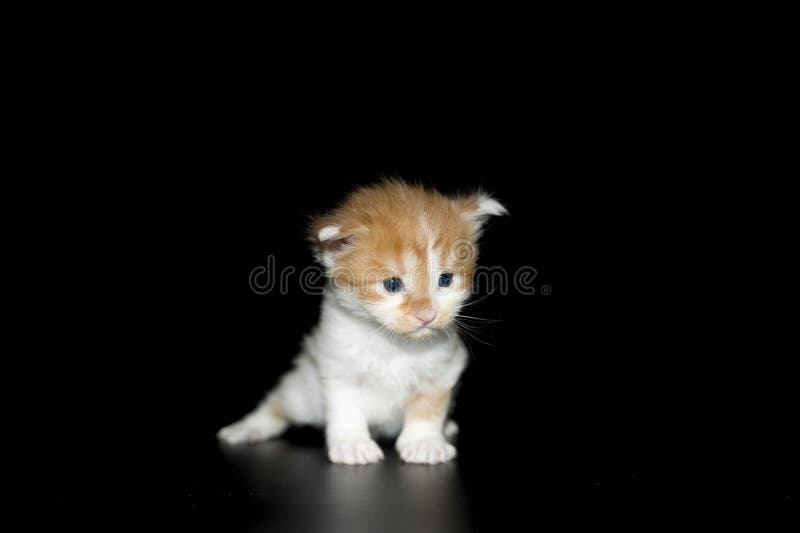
[383,277,404,293]
[438,273,453,288]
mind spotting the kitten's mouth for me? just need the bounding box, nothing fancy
[409,324,438,338]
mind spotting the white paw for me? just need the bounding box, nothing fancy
[217,415,283,445]
[328,438,384,465]
[397,438,457,465]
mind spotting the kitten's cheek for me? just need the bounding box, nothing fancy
[403,318,419,333]
[435,313,451,329]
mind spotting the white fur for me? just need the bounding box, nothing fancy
[218,287,468,464]
[318,225,341,242]
[464,194,508,236]
[474,195,508,218]
[216,407,289,445]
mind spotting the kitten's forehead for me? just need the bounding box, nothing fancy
[314,180,506,280]
[369,207,471,270]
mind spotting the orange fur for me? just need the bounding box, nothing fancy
[405,389,451,422]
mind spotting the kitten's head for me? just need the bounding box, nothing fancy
[311,179,507,338]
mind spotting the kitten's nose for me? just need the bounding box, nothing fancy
[415,308,437,326]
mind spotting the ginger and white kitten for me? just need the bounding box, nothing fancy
[218,180,506,465]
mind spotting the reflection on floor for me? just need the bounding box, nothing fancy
[220,440,471,533]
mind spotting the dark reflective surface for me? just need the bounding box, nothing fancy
[220,440,470,533]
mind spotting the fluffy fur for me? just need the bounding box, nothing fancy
[218,180,506,464]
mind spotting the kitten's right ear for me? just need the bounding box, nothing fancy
[310,221,355,269]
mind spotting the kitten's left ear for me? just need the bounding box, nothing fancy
[455,193,508,234]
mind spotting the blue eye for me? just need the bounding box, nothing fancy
[438,273,453,288]
[383,277,404,293]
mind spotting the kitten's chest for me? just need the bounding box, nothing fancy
[311,311,459,393]
[358,352,434,391]
[353,354,433,422]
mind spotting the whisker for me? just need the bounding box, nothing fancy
[453,318,496,333]
[454,313,500,323]
[453,320,485,332]
[453,319,496,330]
[448,324,477,364]
[445,326,458,350]
[452,321,495,347]
[460,290,495,308]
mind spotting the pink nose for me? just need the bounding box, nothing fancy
[415,309,437,326]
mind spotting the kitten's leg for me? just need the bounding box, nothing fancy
[218,353,322,445]
[396,388,457,464]
[325,382,384,465]
[216,399,289,445]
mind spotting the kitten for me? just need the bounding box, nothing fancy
[218,179,507,464]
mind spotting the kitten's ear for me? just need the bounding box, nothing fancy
[454,193,508,235]
[309,220,356,269]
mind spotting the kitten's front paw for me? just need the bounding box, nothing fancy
[328,438,384,465]
[397,438,457,465]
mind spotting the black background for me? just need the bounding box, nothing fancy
[47,55,797,530]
